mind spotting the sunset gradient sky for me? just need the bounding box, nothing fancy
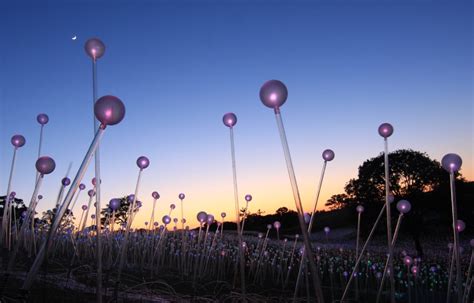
[1,0,472,229]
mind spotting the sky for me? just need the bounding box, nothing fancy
[0,0,472,229]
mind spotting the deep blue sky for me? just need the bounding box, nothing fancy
[1,0,472,227]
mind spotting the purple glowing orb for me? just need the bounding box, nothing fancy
[245,194,252,202]
[94,95,125,127]
[378,123,394,138]
[79,183,86,190]
[84,38,105,60]
[37,113,49,125]
[179,193,185,200]
[152,191,160,199]
[11,135,26,148]
[136,156,150,169]
[109,198,121,211]
[36,156,56,175]
[197,211,207,223]
[396,200,411,214]
[259,80,288,110]
[62,177,71,186]
[441,153,462,173]
[222,112,237,128]
[322,149,335,162]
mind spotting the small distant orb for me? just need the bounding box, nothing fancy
[79,183,86,190]
[197,211,207,223]
[411,266,418,275]
[378,123,394,138]
[322,149,335,162]
[94,95,126,127]
[37,113,49,125]
[273,221,281,229]
[91,214,96,219]
[173,218,178,223]
[441,153,462,173]
[470,239,474,247]
[92,177,101,186]
[304,213,311,224]
[88,189,95,197]
[259,80,288,110]
[222,112,237,128]
[456,220,466,232]
[221,212,226,218]
[404,256,413,265]
[245,194,252,202]
[82,205,88,210]
[84,38,105,60]
[387,194,395,204]
[136,156,150,169]
[396,200,411,214]
[324,226,330,233]
[36,156,56,175]
[109,198,121,211]
[62,177,71,186]
[11,135,26,148]
[182,218,186,224]
[38,195,43,200]
[356,205,364,213]
[179,193,185,200]
[162,215,171,225]
[170,203,176,210]
[267,224,272,230]
[152,191,160,199]
[154,222,159,226]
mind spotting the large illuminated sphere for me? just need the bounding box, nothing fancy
[37,113,49,125]
[36,156,56,175]
[273,221,281,229]
[11,135,26,148]
[152,191,160,199]
[322,149,335,162]
[441,153,462,173]
[94,95,125,126]
[356,205,364,213]
[162,215,171,225]
[456,220,466,232]
[62,177,71,186]
[396,200,411,214]
[206,214,215,224]
[84,38,105,60]
[222,113,237,128]
[378,123,394,138]
[245,194,252,202]
[136,156,150,169]
[259,80,288,109]
[109,198,121,211]
[197,211,207,223]
[179,193,185,200]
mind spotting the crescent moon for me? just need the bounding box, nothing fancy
[72,36,77,41]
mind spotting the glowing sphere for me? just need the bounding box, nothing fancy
[11,135,26,148]
[127,194,135,202]
[182,218,186,224]
[37,113,49,125]
[162,215,171,225]
[456,220,466,232]
[411,266,418,275]
[356,205,364,213]
[170,204,176,210]
[273,221,281,229]
[388,194,395,204]
[324,226,330,234]
[35,156,56,175]
[221,212,226,218]
[62,177,71,186]
[378,123,394,138]
[222,112,237,128]
[404,256,413,265]
[154,222,159,227]
[179,193,185,200]
[396,200,411,214]
[267,224,272,230]
[38,195,43,200]
[84,38,105,60]
[259,80,288,109]
[92,177,101,186]
[441,153,462,173]
[322,149,335,162]
[245,194,252,202]
[258,233,263,239]
[206,214,215,224]
[79,183,86,190]
[91,214,96,219]
[197,211,207,223]
[304,213,311,224]
[88,189,95,197]
[94,95,125,126]
[173,218,178,223]
[152,191,160,199]
[82,205,88,211]
[109,198,121,211]
[136,156,150,169]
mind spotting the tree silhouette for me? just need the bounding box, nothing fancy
[0,195,27,225]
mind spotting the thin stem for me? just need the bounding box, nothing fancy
[384,138,395,303]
